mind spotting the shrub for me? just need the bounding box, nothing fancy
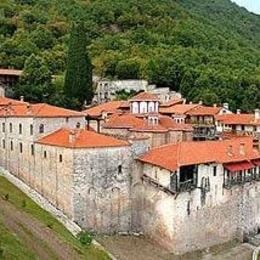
[78,231,93,246]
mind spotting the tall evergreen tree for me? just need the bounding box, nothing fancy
[64,22,93,109]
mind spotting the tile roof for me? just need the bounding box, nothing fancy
[0,103,84,118]
[160,104,200,115]
[216,114,260,126]
[129,92,160,102]
[103,113,193,132]
[36,128,129,148]
[160,98,185,107]
[138,137,260,171]
[83,101,126,117]
[0,68,22,76]
[0,97,28,106]
[187,106,222,116]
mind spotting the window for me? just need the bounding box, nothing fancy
[19,123,22,134]
[10,141,13,151]
[39,124,44,133]
[19,143,23,153]
[9,123,12,133]
[2,139,5,149]
[76,122,81,128]
[118,165,122,174]
[30,124,33,135]
[213,166,217,177]
[44,151,47,158]
[31,144,34,156]
[2,123,5,133]
[59,154,63,162]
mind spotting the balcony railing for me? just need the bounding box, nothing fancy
[178,179,196,192]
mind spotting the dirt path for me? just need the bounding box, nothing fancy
[0,197,82,260]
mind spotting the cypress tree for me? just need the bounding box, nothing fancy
[64,22,93,109]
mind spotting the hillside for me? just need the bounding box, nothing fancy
[0,0,260,110]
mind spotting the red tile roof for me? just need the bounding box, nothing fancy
[187,106,221,116]
[138,137,260,171]
[0,97,27,106]
[36,128,129,148]
[0,68,22,76]
[129,92,160,102]
[160,98,185,107]
[216,114,260,126]
[160,104,199,115]
[103,113,193,133]
[0,103,84,118]
[83,101,126,117]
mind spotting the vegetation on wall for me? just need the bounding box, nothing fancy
[0,0,260,110]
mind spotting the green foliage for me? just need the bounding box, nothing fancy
[1,0,260,110]
[78,231,93,246]
[64,22,93,109]
[14,54,55,102]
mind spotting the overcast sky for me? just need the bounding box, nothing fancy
[232,0,260,14]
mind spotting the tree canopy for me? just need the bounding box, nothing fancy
[1,0,260,111]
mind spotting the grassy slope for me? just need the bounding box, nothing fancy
[0,218,37,259]
[0,176,110,260]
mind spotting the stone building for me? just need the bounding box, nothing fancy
[0,69,22,96]
[134,137,260,254]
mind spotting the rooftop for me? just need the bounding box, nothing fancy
[160,104,200,115]
[36,128,129,148]
[0,102,84,118]
[129,92,160,102]
[187,105,222,116]
[0,68,23,76]
[138,137,260,171]
[216,113,260,126]
[83,101,127,117]
[0,97,28,106]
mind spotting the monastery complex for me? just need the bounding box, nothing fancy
[0,91,260,254]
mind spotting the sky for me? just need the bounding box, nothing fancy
[232,0,260,14]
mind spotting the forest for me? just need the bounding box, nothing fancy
[1,0,260,111]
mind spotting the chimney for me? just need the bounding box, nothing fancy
[199,100,203,105]
[189,101,193,104]
[20,96,24,102]
[223,103,229,110]
[239,142,246,156]
[255,109,260,121]
[213,104,217,108]
[227,145,233,157]
[69,130,76,144]
[236,109,241,114]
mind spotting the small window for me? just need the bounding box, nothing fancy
[213,166,217,177]
[10,141,13,151]
[2,123,5,133]
[9,123,12,133]
[19,123,22,134]
[2,139,5,149]
[118,165,122,174]
[66,117,69,123]
[31,144,34,156]
[44,151,47,158]
[30,124,33,135]
[39,124,44,133]
[59,154,63,162]
[19,143,23,153]
[76,122,81,128]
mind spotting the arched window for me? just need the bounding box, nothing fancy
[39,124,44,133]
[59,154,63,162]
[19,123,22,134]
[10,141,13,151]
[44,151,47,158]
[9,123,12,133]
[118,165,122,174]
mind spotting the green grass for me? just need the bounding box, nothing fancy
[0,176,110,260]
[0,217,37,259]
